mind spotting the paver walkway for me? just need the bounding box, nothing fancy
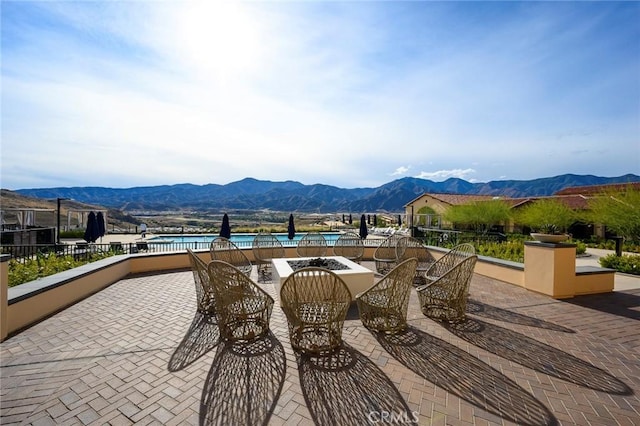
[1,262,639,425]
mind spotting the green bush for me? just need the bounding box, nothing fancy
[476,241,524,263]
[574,240,587,255]
[8,251,113,287]
[599,254,640,275]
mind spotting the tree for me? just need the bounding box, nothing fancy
[443,199,511,235]
[515,198,576,235]
[587,188,640,242]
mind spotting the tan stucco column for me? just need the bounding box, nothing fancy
[524,241,577,299]
[1,254,9,341]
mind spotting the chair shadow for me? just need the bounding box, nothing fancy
[467,299,575,333]
[199,332,286,426]
[374,326,557,426]
[444,318,633,395]
[563,290,640,321]
[168,312,221,372]
[296,343,416,426]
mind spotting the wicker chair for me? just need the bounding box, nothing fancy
[416,255,477,322]
[373,234,404,274]
[251,232,285,279]
[356,258,418,334]
[280,267,352,355]
[395,237,436,285]
[210,237,252,277]
[296,231,328,257]
[207,260,274,341]
[332,231,364,263]
[422,243,476,285]
[186,249,216,316]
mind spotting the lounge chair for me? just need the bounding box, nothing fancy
[356,258,418,334]
[395,236,436,285]
[251,232,285,280]
[208,260,274,341]
[332,231,364,263]
[373,234,404,274]
[421,243,475,285]
[296,231,328,257]
[280,267,352,354]
[210,237,252,277]
[186,249,216,317]
[416,255,477,322]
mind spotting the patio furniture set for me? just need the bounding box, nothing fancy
[194,232,477,355]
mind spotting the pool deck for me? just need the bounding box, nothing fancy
[1,257,639,425]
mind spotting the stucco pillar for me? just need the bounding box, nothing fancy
[524,241,577,299]
[1,254,9,341]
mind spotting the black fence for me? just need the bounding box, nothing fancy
[2,241,214,264]
[415,227,507,247]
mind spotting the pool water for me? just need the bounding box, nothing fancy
[148,232,342,246]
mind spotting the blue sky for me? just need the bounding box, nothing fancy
[2,1,639,190]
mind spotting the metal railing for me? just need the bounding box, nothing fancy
[2,237,388,264]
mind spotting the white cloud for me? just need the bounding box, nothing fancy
[390,166,410,177]
[415,169,477,182]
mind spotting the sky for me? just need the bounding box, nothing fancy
[1,1,639,191]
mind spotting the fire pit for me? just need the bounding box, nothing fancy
[272,256,375,301]
[287,257,350,271]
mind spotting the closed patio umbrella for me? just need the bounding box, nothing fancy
[220,213,231,239]
[349,214,352,225]
[97,212,106,242]
[83,211,99,243]
[359,214,368,240]
[287,214,296,240]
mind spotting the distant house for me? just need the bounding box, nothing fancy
[403,181,639,238]
[403,193,501,229]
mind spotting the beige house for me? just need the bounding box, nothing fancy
[403,193,499,229]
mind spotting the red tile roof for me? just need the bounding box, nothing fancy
[555,182,640,196]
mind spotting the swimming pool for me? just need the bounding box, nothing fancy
[148,232,342,247]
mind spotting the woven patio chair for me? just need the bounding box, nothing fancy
[280,267,352,355]
[210,237,252,277]
[373,234,404,274]
[416,255,477,322]
[422,243,476,285]
[186,249,216,316]
[395,236,436,285]
[356,258,418,334]
[296,231,328,257]
[332,231,364,263]
[208,260,274,342]
[251,232,285,279]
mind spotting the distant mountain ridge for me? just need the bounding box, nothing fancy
[13,174,640,213]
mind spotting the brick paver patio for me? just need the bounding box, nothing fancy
[1,262,639,425]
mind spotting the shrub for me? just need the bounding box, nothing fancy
[475,240,524,263]
[599,254,640,275]
[8,251,112,287]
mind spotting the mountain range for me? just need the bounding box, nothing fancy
[14,173,640,213]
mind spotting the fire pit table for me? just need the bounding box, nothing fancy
[271,256,374,301]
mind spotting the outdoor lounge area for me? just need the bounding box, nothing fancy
[1,256,639,425]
